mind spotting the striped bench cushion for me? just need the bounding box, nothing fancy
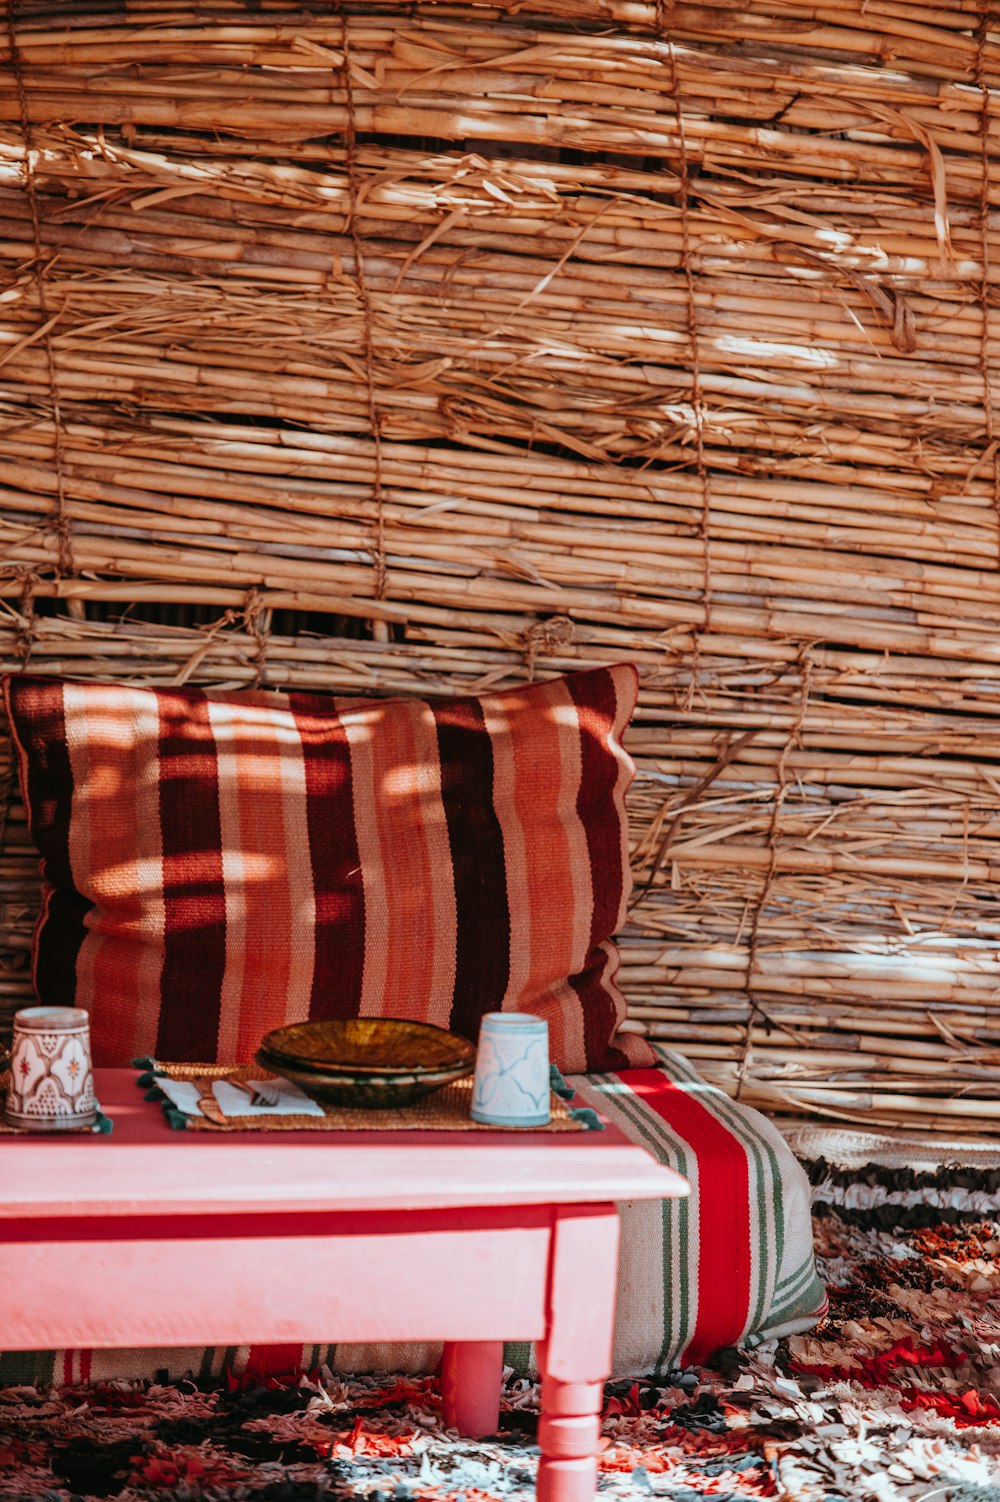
[4,665,654,1074]
[562,1048,827,1376]
[0,1052,824,1386]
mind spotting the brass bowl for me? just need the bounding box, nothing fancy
[256,1017,476,1110]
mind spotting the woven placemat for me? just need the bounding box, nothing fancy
[136,1059,601,1133]
[0,1070,113,1135]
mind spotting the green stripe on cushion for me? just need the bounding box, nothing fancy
[571,1072,697,1376]
[774,1252,820,1301]
[652,1047,786,1339]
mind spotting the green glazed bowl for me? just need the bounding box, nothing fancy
[255,1017,476,1110]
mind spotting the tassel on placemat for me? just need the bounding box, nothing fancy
[550,1064,575,1100]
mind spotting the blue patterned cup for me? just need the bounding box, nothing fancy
[4,1007,97,1131]
[470,1013,550,1128]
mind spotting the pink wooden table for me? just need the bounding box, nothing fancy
[1,1068,687,1502]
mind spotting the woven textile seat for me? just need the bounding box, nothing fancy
[0,1048,824,1386]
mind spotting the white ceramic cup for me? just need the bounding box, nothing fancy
[470,1012,550,1127]
[4,1006,97,1131]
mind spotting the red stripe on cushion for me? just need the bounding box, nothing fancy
[205,696,314,1059]
[68,684,159,1063]
[496,678,581,1065]
[37,887,92,1011]
[369,699,442,1022]
[567,943,618,1074]
[154,691,228,1063]
[567,666,633,942]
[5,679,74,891]
[343,708,390,1018]
[566,666,638,1067]
[432,695,510,1042]
[4,677,92,1006]
[620,1068,753,1365]
[243,1344,308,1381]
[406,701,458,1027]
[288,695,366,1023]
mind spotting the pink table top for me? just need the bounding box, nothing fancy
[1,1068,688,1220]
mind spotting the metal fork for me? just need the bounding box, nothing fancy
[230,1077,282,1108]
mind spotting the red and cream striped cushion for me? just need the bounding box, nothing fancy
[565,1049,826,1375]
[4,666,655,1073]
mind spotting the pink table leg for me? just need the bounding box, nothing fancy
[536,1204,620,1502]
[440,1340,504,1437]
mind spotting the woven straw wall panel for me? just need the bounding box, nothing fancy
[2,0,999,1131]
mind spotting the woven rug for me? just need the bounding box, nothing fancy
[2,1159,999,1501]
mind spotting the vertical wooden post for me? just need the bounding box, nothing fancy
[537,1204,619,1502]
[440,1339,504,1437]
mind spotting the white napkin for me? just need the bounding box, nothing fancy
[156,1079,203,1117]
[157,1077,325,1119]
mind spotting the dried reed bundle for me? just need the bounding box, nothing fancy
[1,0,999,1132]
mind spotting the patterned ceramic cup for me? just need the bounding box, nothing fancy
[469,1012,550,1127]
[4,1007,97,1131]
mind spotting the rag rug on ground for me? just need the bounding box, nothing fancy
[1,1157,999,1501]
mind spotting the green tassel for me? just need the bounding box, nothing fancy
[133,1057,163,1090]
[161,1103,189,1131]
[549,1063,574,1100]
[548,1063,600,1124]
[569,1107,604,1132]
[92,1108,114,1135]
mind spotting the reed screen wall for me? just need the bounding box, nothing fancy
[2,0,999,1133]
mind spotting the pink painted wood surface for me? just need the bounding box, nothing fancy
[440,1342,505,1437]
[0,1070,687,1219]
[1,1070,688,1502]
[0,1216,549,1350]
[536,1206,621,1502]
[541,1206,620,1383]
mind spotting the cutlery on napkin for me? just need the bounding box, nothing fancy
[156,1076,326,1120]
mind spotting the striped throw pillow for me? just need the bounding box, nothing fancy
[4,666,655,1073]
